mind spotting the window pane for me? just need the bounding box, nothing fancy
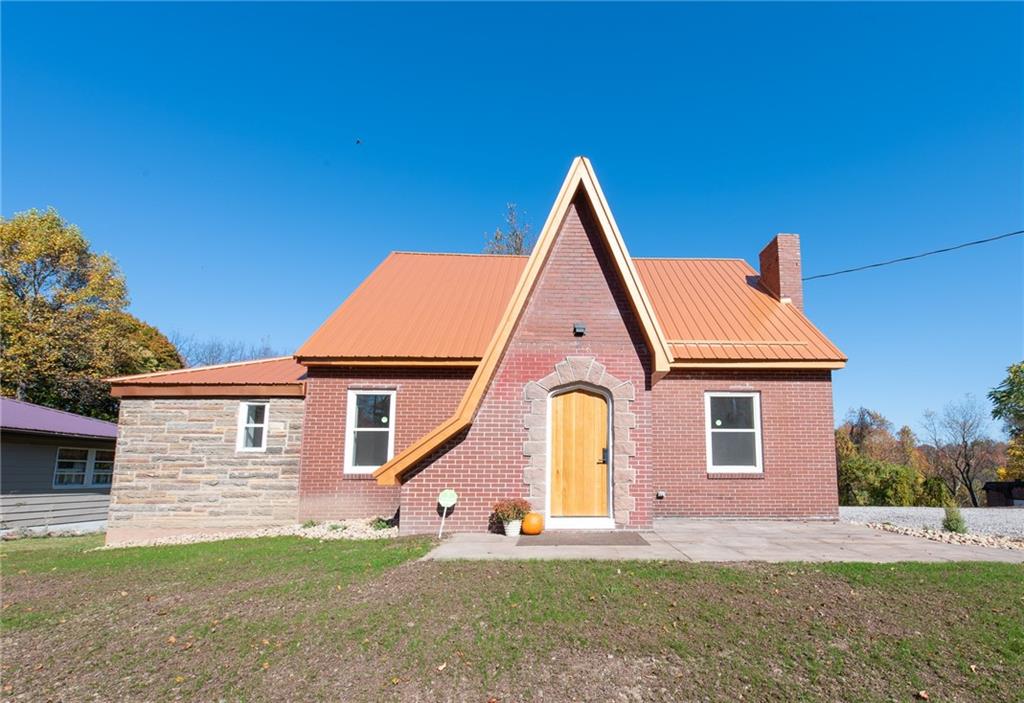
[709,396,755,430]
[711,431,757,467]
[352,430,389,466]
[55,472,85,485]
[246,404,267,425]
[92,471,113,485]
[58,448,89,462]
[95,450,115,463]
[355,394,391,428]
[57,459,88,472]
[244,426,264,448]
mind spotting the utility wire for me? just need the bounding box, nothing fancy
[803,229,1024,281]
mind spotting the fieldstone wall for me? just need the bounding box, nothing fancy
[107,398,303,543]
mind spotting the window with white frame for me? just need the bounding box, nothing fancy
[344,390,395,473]
[53,447,116,488]
[705,392,763,473]
[236,401,269,451]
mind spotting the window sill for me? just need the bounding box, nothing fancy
[343,472,378,481]
[706,472,764,480]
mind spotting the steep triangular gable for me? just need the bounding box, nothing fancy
[373,157,672,485]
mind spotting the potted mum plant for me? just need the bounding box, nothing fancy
[493,498,531,537]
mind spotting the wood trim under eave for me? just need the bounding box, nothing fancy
[296,358,480,368]
[576,158,674,381]
[110,383,306,398]
[372,158,589,486]
[372,156,677,486]
[669,361,846,370]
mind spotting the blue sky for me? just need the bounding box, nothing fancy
[3,2,1022,435]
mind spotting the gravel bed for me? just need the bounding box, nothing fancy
[840,506,1024,538]
[863,522,1024,551]
[96,519,398,549]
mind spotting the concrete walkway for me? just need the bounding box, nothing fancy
[425,519,1024,563]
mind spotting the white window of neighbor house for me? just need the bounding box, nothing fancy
[344,390,395,474]
[53,447,116,488]
[236,401,270,452]
[705,392,763,473]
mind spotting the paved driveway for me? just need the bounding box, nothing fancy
[426,519,1024,563]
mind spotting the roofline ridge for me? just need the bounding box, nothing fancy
[634,256,747,262]
[389,251,529,258]
[107,355,295,383]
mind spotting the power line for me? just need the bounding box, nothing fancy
[803,229,1024,281]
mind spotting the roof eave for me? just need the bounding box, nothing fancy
[110,383,306,399]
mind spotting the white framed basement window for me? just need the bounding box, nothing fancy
[236,401,270,452]
[704,392,763,473]
[53,447,116,488]
[344,390,396,474]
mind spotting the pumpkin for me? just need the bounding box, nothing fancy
[521,512,544,535]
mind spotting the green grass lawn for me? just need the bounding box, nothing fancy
[1,535,1021,702]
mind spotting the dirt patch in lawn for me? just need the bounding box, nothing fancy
[2,537,1022,702]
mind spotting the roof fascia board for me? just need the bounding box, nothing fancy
[297,358,479,368]
[669,361,846,370]
[110,383,306,398]
[575,158,673,381]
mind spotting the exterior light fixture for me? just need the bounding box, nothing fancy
[572,322,586,337]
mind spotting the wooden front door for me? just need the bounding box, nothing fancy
[550,389,609,517]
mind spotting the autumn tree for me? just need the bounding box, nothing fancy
[483,203,533,255]
[841,407,902,463]
[1,208,182,419]
[989,361,1024,480]
[921,395,999,507]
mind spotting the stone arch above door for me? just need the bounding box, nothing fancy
[522,356,637,526]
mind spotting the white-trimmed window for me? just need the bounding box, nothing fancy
[344,390,395,474]
[53,448,116,488]
[236,401,269,452]
[705,392,763,473]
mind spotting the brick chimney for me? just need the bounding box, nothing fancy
[759,233,803,311]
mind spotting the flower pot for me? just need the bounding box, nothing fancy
[504,519,522,537]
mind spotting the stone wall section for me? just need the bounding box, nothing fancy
[107,397,303,542]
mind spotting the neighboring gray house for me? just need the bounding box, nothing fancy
[1,397,118,533]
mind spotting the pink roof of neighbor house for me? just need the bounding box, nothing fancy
[107,357,307,397]
[0,397,118,439]
[295,252,845,364]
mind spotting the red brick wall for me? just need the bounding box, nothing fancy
[297,367,472,520]
[398,194,654,534]
[651,369,838,518]
[759,234,803,311]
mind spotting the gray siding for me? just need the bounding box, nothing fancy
[1,433,114,529]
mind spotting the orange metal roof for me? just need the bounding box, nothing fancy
[296,253,843,364]
[108,357,307,386]
[635,258,845,362]
[296,253,527,360]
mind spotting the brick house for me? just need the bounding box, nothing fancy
[107,158,845,544]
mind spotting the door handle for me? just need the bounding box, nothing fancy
[599,447,608,464]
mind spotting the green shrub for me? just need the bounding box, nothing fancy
[301,519,320,529]
[837,456,949,507]
[370,517,391,531]
[942,505,967,534]
[917,477,951,507]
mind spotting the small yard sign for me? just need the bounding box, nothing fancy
[437,489,458,538]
